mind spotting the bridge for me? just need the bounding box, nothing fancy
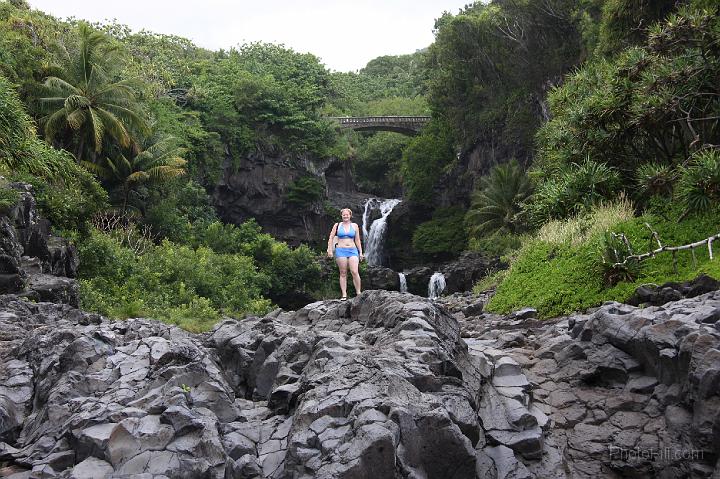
[327,116,430,135]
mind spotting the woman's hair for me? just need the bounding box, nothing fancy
[340,208,353,217]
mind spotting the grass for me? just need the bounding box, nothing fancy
[486,202,720,318]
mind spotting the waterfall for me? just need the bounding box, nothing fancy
[428,272,446,299]
[364,198,401,266]
[399,273,407,293]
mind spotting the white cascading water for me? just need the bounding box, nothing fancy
[363,198,401,266]
[428,272,446,299]
[398,273,407,293]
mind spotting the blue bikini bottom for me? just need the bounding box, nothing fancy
[335,247,359,258]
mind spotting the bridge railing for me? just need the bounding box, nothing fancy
[327,116,431,125]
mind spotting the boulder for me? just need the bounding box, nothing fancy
[404,266,433,296]
[362,265,400,291]
[440,252,504,294]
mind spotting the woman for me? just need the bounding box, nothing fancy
[327,208,364,300]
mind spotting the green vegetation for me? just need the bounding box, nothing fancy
[401,119,455,206]
[2,0,719,326]
[78,231,272,331]
[412,207,466,259]
[487,202,720,318]
[354,132,409,195]
[0,6,340,328]
[466,160,532,236]
[40,23,146,162]
[285,176,325,208]
[470,5,720,317]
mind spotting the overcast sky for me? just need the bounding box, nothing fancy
[27,0,473,72]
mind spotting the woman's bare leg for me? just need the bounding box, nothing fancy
[348,256,361,296]
[336,257,348,297]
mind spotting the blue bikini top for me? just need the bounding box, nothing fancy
[336,223,355,239]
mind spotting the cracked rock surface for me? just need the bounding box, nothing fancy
[1,288,720,478]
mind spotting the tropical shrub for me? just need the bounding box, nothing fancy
[677,149,720,216]
[466,160,532,237]
[527,160,620,224]
[78,231,273,330]
[412,207,466,258]
[285,176,325,208]
[536,8,720,181]
[634,163,676,201]
[487,203,720,318]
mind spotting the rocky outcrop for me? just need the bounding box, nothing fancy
[213,152,372,247]
[627,274,720,307]
[362,265,399,291]
[451,290,720,478]
[2,287,719,477]
[440,252,504,295]
[393,253,503,297]
[0,183,78,306]
[0,291,483,478]
[403,266,433,296]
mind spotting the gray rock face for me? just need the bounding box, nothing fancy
[440,252,504,295]
[403,266,433,296]
[362,265,400,291]
[2,288,720,478]
[460,290,720,478]
[628,274,720,307]
[0,184,78,305]
[213,153,371,248]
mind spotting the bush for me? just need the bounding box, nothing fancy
[285,176,325,207]
[635,163,676,201]
[466,160,532,237]
[487,204,720,318]
[412,207,466,258]
[193,219,322,308]
[599,231,643,286]
[677,149,720,215]
[78,230,274,331]
[527,160,620,224]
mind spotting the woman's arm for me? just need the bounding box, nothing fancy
[327,223,338,257]
[354,224,364,258]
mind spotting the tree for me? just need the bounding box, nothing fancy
[87,135,186,211]
[40,23,146,162]
[465,160,533,236]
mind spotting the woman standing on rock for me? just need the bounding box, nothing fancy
[327,208,364,300]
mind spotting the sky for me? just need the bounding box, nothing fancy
[27,0,473,72]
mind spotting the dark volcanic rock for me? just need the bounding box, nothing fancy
[213,153,371,248]
[0,291,484,478]
[404,266,433,296]
[440,252,504,295]
[627,274,720,306]
[362,265,400,291]
[2,288,720,478]
[0,184,78,303]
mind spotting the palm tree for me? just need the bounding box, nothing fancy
[85,136,187,211]
[465,160,533,236]
[40,23,146,162]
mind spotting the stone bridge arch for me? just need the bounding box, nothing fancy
[328,116,430,136]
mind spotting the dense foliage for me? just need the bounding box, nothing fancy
[411,207,466,259]
[487,202,720,317]
[3,0,720,324]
